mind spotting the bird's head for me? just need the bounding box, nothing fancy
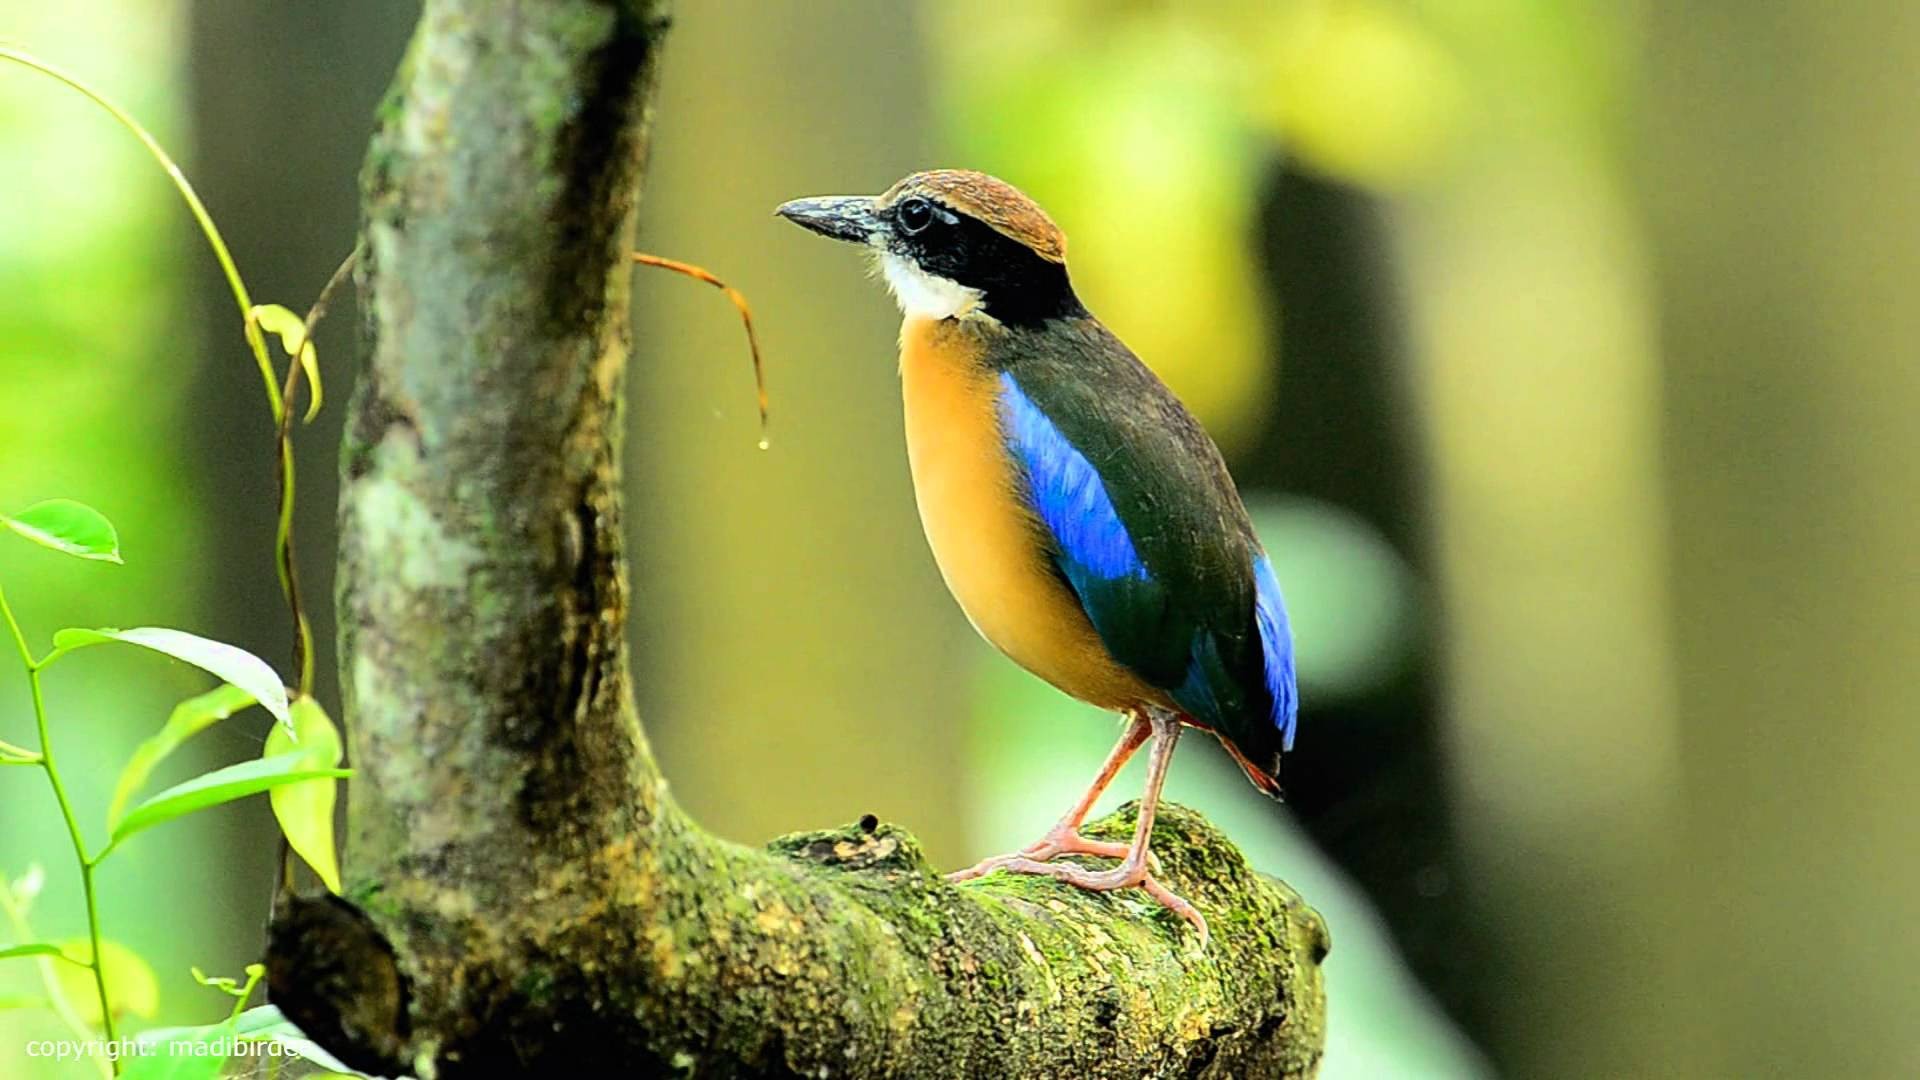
[777,170,1082,325]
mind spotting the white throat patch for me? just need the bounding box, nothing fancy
[878,252,983,320]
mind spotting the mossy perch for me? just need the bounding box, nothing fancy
[265,1,1329,1076]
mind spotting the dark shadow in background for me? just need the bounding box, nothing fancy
[186,0,415,952]
[1247,160,1488,1047]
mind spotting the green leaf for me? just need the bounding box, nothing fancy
[105,752,350,857]
[0,942,78,965]
[226,1005,374,1076]
[109,684,258,830]
[0,993,50,1010]
[48,627,291,730]
[124,1016,237,1079]
[1,499,121,562]
[250,303,323,422]
[230,1003,293,1038]
[264,696,344,894]
[53,938,159,1026]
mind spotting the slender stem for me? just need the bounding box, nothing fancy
[273,245,359,694]
[0,586,118,1068]
[0,48,314,697]
[29,669,118,1061]
[0,48,281,420]
[0,879,111,1079]
[0,582,33,666]
[228,965,265,1020]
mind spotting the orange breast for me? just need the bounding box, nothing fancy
[898,315,1163,712]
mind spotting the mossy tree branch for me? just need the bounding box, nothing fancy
[265,1,1329,1076]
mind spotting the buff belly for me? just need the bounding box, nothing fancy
[898,315,1164,712]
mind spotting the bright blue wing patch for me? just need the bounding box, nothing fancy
[997,373,1147,584]
[997,372,1296,754]
[1253,555,1299,751]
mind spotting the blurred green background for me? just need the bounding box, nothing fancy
[4,1,1918,1077]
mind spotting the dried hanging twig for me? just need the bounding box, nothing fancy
[632,252,770,448]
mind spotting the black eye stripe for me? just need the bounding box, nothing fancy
[889,196,1082,325]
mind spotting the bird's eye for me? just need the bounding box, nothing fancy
[897,197,935,236]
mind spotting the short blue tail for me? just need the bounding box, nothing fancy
[1253,554,1298,753]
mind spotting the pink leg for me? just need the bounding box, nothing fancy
[951,708,1209,946]
[947,713,1153,883]
[1040,711,1152,838]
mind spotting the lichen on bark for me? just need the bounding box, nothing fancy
[267,1,1328,1076]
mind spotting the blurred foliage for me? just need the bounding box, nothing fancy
[0,5,237,1073]
[1250,496,1417,702]
[0,9,352,1076]
[929,4,1278,450]
[1256,1,1464,188]
[51,941,156,1030]
[928,0,1476,453]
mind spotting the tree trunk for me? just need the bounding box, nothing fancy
[266,3,1328,1076]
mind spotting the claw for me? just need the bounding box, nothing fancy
[951,854,1208,946]
[946,708,1205,945]
[945,825,1161,883]
[1139,875,1209,948]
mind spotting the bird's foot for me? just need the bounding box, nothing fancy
[945,826,1161,884]
[948,852,1208,947]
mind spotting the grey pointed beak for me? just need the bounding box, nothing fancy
[775,195,883,245]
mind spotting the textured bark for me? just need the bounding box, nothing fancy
[267,2,1329,1076]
